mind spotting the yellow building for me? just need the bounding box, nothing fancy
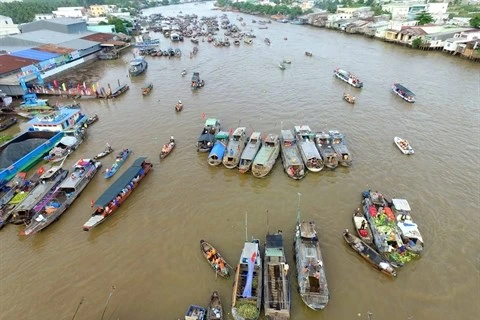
[90,5,106,17]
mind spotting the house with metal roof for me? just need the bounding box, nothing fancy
[9,49,59,61]
[20,18,88,34]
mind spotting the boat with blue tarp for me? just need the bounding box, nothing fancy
[104,149,131,179]
[83,157,152,231]
[197,118,221,152]
[207,132,230,166]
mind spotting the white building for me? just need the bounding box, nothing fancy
[52,7,87,19]
[0,15,20,37]
[382,2,449,24]
[86,17,109,25]
[443,30,480,52]
[35,14,55,21]
[388,19,418,31]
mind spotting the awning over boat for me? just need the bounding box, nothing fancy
[94,157,146,208]
[394,84,415,96]
[392,198,411,212]
[205,118,218,127]
[198,133,215,142]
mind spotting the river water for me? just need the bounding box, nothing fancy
[0,2,479,320]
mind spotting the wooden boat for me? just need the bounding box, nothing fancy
[280,130,305,180]
[104,149,131,179]
[231,240,262,320]
[129,56,148,77]
[334,68,363,88]
[160,136,175,159]
[207,291,223,320]
[86,114,98,126]
[343,93,356,104]
[141,83,153,95]
[10,166,69,225]
[394,136,414,155]
[342,229,397,277]
[20,159,102,236]
[197,118,221,152]
[185,305,206,320]
[329,131,352,167]
[392,198,424,254]
[43,135,82,163]
[93,144,114,160]
[252,134,280,178]
[362,190,412,267]
[200,240,231,279]
[294,195,329,310]
[305,51,313,57]
[175,101,184,112]
[208,132,230,166]
[181,69,187,76]
[264,37,271,45]
[278,63,286,70]
[352,208,373,245]
[83,157,152,231]
[234,39,240,46]
[238,132,262,174]
[315,132,338,169]
[0,117,17,132]
[244,38,253,45]
[294,126,324,172]
[264,231,291,319]
[392,83,415,103]
[223,127,247,169]
[96,84,129,99]
[191,72,205,89]
[283,59,292,64]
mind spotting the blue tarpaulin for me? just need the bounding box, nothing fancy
[10,49,59,61]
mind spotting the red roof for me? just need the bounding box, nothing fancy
[81,32,115,43]
[0,55,39,75]
[36,44,74,55]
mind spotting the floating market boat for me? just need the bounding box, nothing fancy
[96,84,130,99]
[334,68,363,88]
[10,165,68,225]
[394,137,414,155]
[93,144,113,160]
[43,135,82,163]
[264,231,291,320]
[342,229,397,277]
[352,208,373,245]
[104,149,131,179]
[207,131,230,167]
[294,194,329,310]
[197,118,221,152]
[278,62,286,70]
[343,93,356,104]
[207,291,223,320]
[329,131,352,167]
[175,101,184,112]
[0,118,17,132]
[392,198,424,255]
[231,239,262,320]
[191,72,205,89]
[238,132,262,174]
[305,51,313,57]
[200,239,231,279]
[392,83,415,103]
[279,130,305,180]
[21,159,102,236]
[223,127,247,169]
[294,126,324,172]
[185,305,206,320]
[83,157,152,231]
[315,132,338,169]
[160,136,175,159]
[129,56,148,77]
[142,83,153,95]
[86,114,98,126]
[251,134,280,178]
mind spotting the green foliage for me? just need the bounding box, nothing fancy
[228,2,308,18]
[0,1,57,24]
[470,15,480,28]
[0,135,13,144]
[416,12,434,25]
[236,301,259,319]
[162,0,169,6]
[103,16,132,34]
[411,37,424,49]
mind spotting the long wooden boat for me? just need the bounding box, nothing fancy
[93,144,113,160]
[160,136,175,159]
[83,157,152,231]
[315,132,338,169]
[279,130,305,180]
[21,159,102,235]
[392,198,424,255]
[142,83,153,95]
[104,149,131,179]
[197,118,221,152]
[343,229,397,277]
[200,240,231,279]
[329,130,352,167]
[343,93,356,104]
[392,83,415,103]
[223,127,247,169]
[86,114,98,126]
[175,101,183,112]
[251,134,280,178]
[10,166,68,225]
[394,136,414,155]
[334,68,363,88]
[264,232,290,320]
[352,208,373,245]
[294,125,323,172]
[0,117,17,132]
[185,305,206,320]
[238,132,262,174]
[232,240,262,320]
[207,291,223,320]
[208,132,230,166]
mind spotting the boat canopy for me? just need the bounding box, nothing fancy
[57,136,78,147]
[205,118,218,127]
[197,133,215,142]
[394,84,415,96]
[94,157,146,208]
[392,198,411,212]
[215,131,229,140]
[281,130,295,141]
[266,234,284,257]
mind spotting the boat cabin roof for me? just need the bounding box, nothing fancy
[316,132,330,140]
[232,127,246,137]
[40,166,62,180]
[240,241,259,263]
[28,108,81,126]
[281,130,295,141]
[392,198,411,212]
[205,118,219,127]
[300,221,317,239]
[57,135,78,147]
[249,131,262,141]
[94,157,146,208]
[294,125,313,135]
[265,134,279,144]
[266,234,284,258]
[215,131,229,140]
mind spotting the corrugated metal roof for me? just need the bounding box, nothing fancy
[46,18,86,26]
[0,55,39,75]
[82,32,115,43]
[10,49,59,61]
[35,44,74,55]
[59,39,100,50]
[8,30,84,45]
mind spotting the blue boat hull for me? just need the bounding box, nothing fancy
[0,131,63,183]
[207,142,226,166]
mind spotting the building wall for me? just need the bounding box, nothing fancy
[21,20,87,34]
[0,15,20,36]
[90,5,106,17]
[52,7,86,18]
[87,25,117,34]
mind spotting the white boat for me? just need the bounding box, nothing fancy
[223,127,247,169]
[392,198,424,255]
[251,134,280,178]
[394,136,414,155]
[294,125,323,172]
[238,132,262,174]
[43,136,81,163]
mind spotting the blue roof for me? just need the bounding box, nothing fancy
[28,108,81,126]
[10,49,59,62]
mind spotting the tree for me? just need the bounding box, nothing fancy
[411,37,424,49]
[162,0,169,6]
[470,15,480,28]
[416,12,434,25]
